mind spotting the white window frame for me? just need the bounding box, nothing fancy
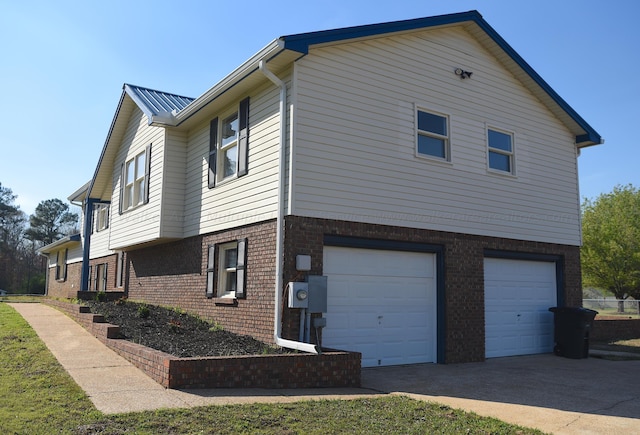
[487,126,516,175]
[217,110,239,183]
[206,238,247,300]
[416,106,450,161]
[95,263,108,292]
[208,98,249,189]
[217,242,238,298]
[123,150,147,211]
[116,251,124,288]
[55,249,67,281]
[95,203,109,232]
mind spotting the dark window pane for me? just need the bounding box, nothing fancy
[221,114,238,148]
[418,111,447,136]
[226,271,237,292]
[224,247,238,269]
[488,129,512,152]
[418,134,446,158]
[489,151,511,172]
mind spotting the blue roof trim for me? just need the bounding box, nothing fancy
[470,18,602,146]
[281,10,482,54]
[281,10,602,146]
[37,233,81,254]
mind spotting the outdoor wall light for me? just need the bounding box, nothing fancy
[455,68,473,79]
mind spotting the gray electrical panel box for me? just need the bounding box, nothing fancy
[307,275,328,313]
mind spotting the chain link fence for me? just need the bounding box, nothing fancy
[583,298,640,317]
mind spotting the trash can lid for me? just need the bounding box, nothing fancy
[549,306,598,317]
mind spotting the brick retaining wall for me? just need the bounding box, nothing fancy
[592,318,640,341]
[44,299,360,389]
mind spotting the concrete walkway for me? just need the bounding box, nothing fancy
[10,303,640,434]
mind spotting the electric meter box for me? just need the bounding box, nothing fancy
[287,282,309,308]
[307,275,328,313]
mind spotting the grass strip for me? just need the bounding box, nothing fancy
[0,303,101,434]
[0,303,544,434]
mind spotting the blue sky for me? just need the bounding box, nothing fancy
[1,0,638,216]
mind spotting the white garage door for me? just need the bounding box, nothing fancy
[322,246,437,367]
[484,258,557,358]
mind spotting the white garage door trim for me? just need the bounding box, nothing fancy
[484,257,558,358]
[322,246,438,367]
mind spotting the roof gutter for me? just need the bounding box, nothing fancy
[174,40,286,127]
[258,60,319,355]
[37,233,81,255]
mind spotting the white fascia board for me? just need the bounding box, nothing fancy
[174,39,285,126]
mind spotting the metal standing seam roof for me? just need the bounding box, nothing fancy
[123,84,195,125]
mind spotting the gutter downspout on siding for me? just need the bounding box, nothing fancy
[258,60,319,355]
[80,198,97,291]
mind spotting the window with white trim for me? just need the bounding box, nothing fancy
[208,98,249,188]
[95,203,109,232]
[206,239,247,299]
[221,113,239,180]
[120,144,151,213]
[116,251,124,288]
[487,128,515,174]
[417,109,449,160]
[55,249,68,281]
[218,242,238,297]
[95,263,108,291]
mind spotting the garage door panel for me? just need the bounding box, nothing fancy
[485,258,557,358]
[323,246,437,367]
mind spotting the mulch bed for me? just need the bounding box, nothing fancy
[85,300,292,358]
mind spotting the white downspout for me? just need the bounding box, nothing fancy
[259,60,318,354]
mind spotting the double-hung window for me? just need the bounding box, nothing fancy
[417,109,449,160]
[208,98,250,188]
[95,263,108,291]
[206,239,247,299]
[487,128,515,174]
[95,203,109,232]
[116,251,125,288]
[55,249,68,281]
[120,144,151,213]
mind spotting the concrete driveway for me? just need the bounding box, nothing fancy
[10,303,640,434]
[361,354,640,434]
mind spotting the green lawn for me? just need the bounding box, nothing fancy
[0,303,544,434]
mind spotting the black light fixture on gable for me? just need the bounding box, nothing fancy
[454,68,473,79]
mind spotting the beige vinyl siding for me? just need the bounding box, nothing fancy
[67,244,83,263]
[292,25,581,245]
[160,129,187,238]
[89,222,111,259]
[49,244,83,270]
[109,107,165,250]
[183,81,283,237]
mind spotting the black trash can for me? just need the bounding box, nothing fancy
[548,307,598,359]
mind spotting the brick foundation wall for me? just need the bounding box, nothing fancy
[44,299,360,389]
[46,262,82,299]
[113,214,581,365]
[88,253,122,292]
[126,220,278,344]
[282,216,582,363]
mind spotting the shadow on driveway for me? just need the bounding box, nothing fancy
[361,354,640,434]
